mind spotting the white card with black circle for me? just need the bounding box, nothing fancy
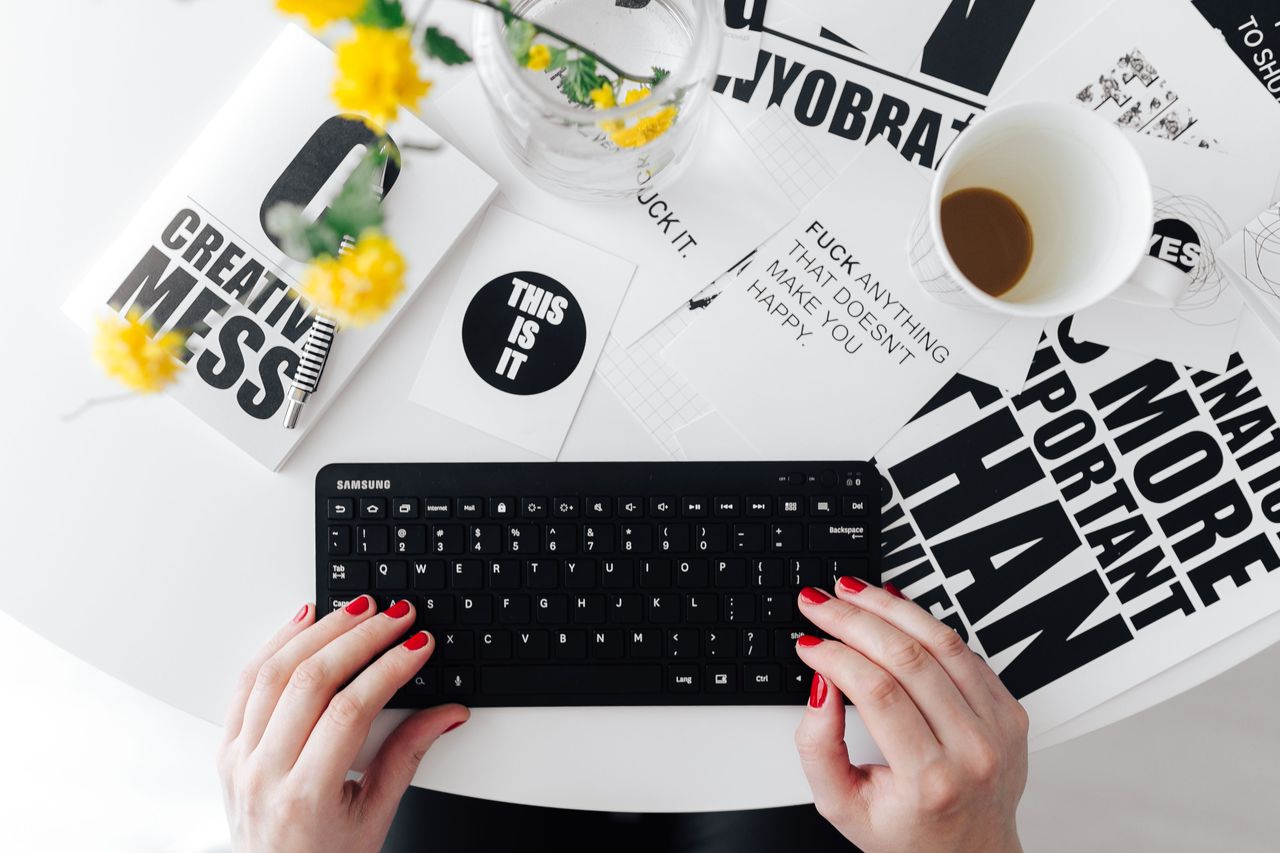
[410,207,635,458]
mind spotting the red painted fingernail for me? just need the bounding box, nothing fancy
[838,576,868,594]
[884,582,906,599]
[796,634,823,648]
[344,595,370,615]
[809,673,828,709]
[385,599,411,619]
[800,587,831,604]
[292,604,309,623]
[403,631,430,651]
[444,719,466,733]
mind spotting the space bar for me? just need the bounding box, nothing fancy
[482,665,663,695]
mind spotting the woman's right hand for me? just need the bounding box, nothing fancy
[217,596,468,853]
[793,579,1029,853]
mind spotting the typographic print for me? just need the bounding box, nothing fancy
[1075,49,1219,149]
[1148,190,1234,324]
[1192,0,1280,103]
[461,272,587,395]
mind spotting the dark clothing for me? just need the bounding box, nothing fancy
[386,788,857,852]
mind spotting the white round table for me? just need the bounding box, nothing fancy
[5,0,1279,813]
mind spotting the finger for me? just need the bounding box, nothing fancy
[357,704,469,827]
[796,633,941,772]
[839,578,999,720]
[223,603,314,742]
[794,671,869,828]
[971,648,1031,729]
[801,585,977,744]
[294,627,438,785]
[256,599,419,771]
[237,595,379,752]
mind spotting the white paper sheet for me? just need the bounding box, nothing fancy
[663,141,1006,458]
[424,75,796,348]
[1220,201,1280,344]
[960,317,1045,393]
[408,207,634,459]
[1070,138,1271,372]
[672,409,762,460]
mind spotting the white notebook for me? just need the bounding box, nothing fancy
[63,25,496,470]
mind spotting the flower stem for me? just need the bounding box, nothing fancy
[457,0,656,84]
[60,392,139,422]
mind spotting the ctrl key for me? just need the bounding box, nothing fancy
[744,664,781,692]
[443,667,475,696]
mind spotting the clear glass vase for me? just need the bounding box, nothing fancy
[472,0,721,200]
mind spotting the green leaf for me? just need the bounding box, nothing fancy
[353,0,406,29]
[423,26,472,66]
[321,147,387,242]
[504,18,536,62]
[651,66,670,86]
[560,55,608,105]
[547,46,569,71]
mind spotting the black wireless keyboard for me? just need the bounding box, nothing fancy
[316,462,881,707]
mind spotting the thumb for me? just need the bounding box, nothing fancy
[794,673,869,830]
[359,703,469,821]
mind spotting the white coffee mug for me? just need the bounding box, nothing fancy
[907,102,1186,317]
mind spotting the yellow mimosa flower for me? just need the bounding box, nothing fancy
[93,310,184,393]
[300,231,407,328]
[589,82,617,110]
[276,0,365,30]
[333,27,432,128]
[526,44,552,71]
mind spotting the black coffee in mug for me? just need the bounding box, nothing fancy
[939,188,1034,298]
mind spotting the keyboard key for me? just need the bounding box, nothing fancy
[359,498,387,519]
[789,558,822,588]
[420,595,454,625]
[627,629,661,658]
[328,526,351,556]
[695,524,728,553]
[356,526,388,555]
[685,593,717,623]
[521,497,547,518]
[744,664,781,692]
[585,497,611,517]
[646,594,680,623]
[618,498,643,518]
[482,665,662,695]
[443,666,474,695]
[457,498,483,519]
[705,629,735,657]
[328,560,368,590]
[422,498,452,519]
[741,628,768,658]
[507,524,540,554]
[620,524,652,554]
[572,594,605,623]
[713,497,740,517]
[842,495,869,516]
[460,595,493,623]
[774,629,805,658]
[754,559,785,587]
[649,497,676,517]
[809,523,869,552]
[450,560,483,589]
[327,499,355,520]
[515,629,549,659]
[590,629,623,659]
[829,558,870,586]
[733,524,765,552]
[724,594,755,623]
[682,497,708,517]
[667,629,699,658]
[675,558,709,588]
[480,631,512,659]
[553,630,587,659]
[439,631,473,659]
[552,497,580,518]
[498,594,531,623]
[667,665,699,692]
[489,498,516,518]
[778,498,803,517]
[706,664,737,692]
[714,559,747,588]
[600,559,634,588]
[374,560,408,589]
[809,497,836,517]
[745,497,771,517]
[488,559,520,589]
[393,525,427,555]
[762,593,793,622]
[565,559,596,589]
[411,560,445,590]
[431,525,463,555]
[392,498,419,519]
[611,594,641,623]
[639,559,671,589]
[786,665,810,692]
[410,668,437,693]
[545,524,575,554]
[525,559,558,589]
[536,595,568,623]
[469,525,501,554]
[770,524,802,553]
[657,523,690,553]
[582,524,615,554]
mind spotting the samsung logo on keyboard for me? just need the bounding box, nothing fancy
[335,479,390,490]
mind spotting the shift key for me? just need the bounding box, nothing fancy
[808,523,868,552]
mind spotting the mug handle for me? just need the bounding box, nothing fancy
[1110,256,1190,308]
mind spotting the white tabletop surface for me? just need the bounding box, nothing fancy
[4,0,1280,813]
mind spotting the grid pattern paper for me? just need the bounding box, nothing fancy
[743,108,839,207]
